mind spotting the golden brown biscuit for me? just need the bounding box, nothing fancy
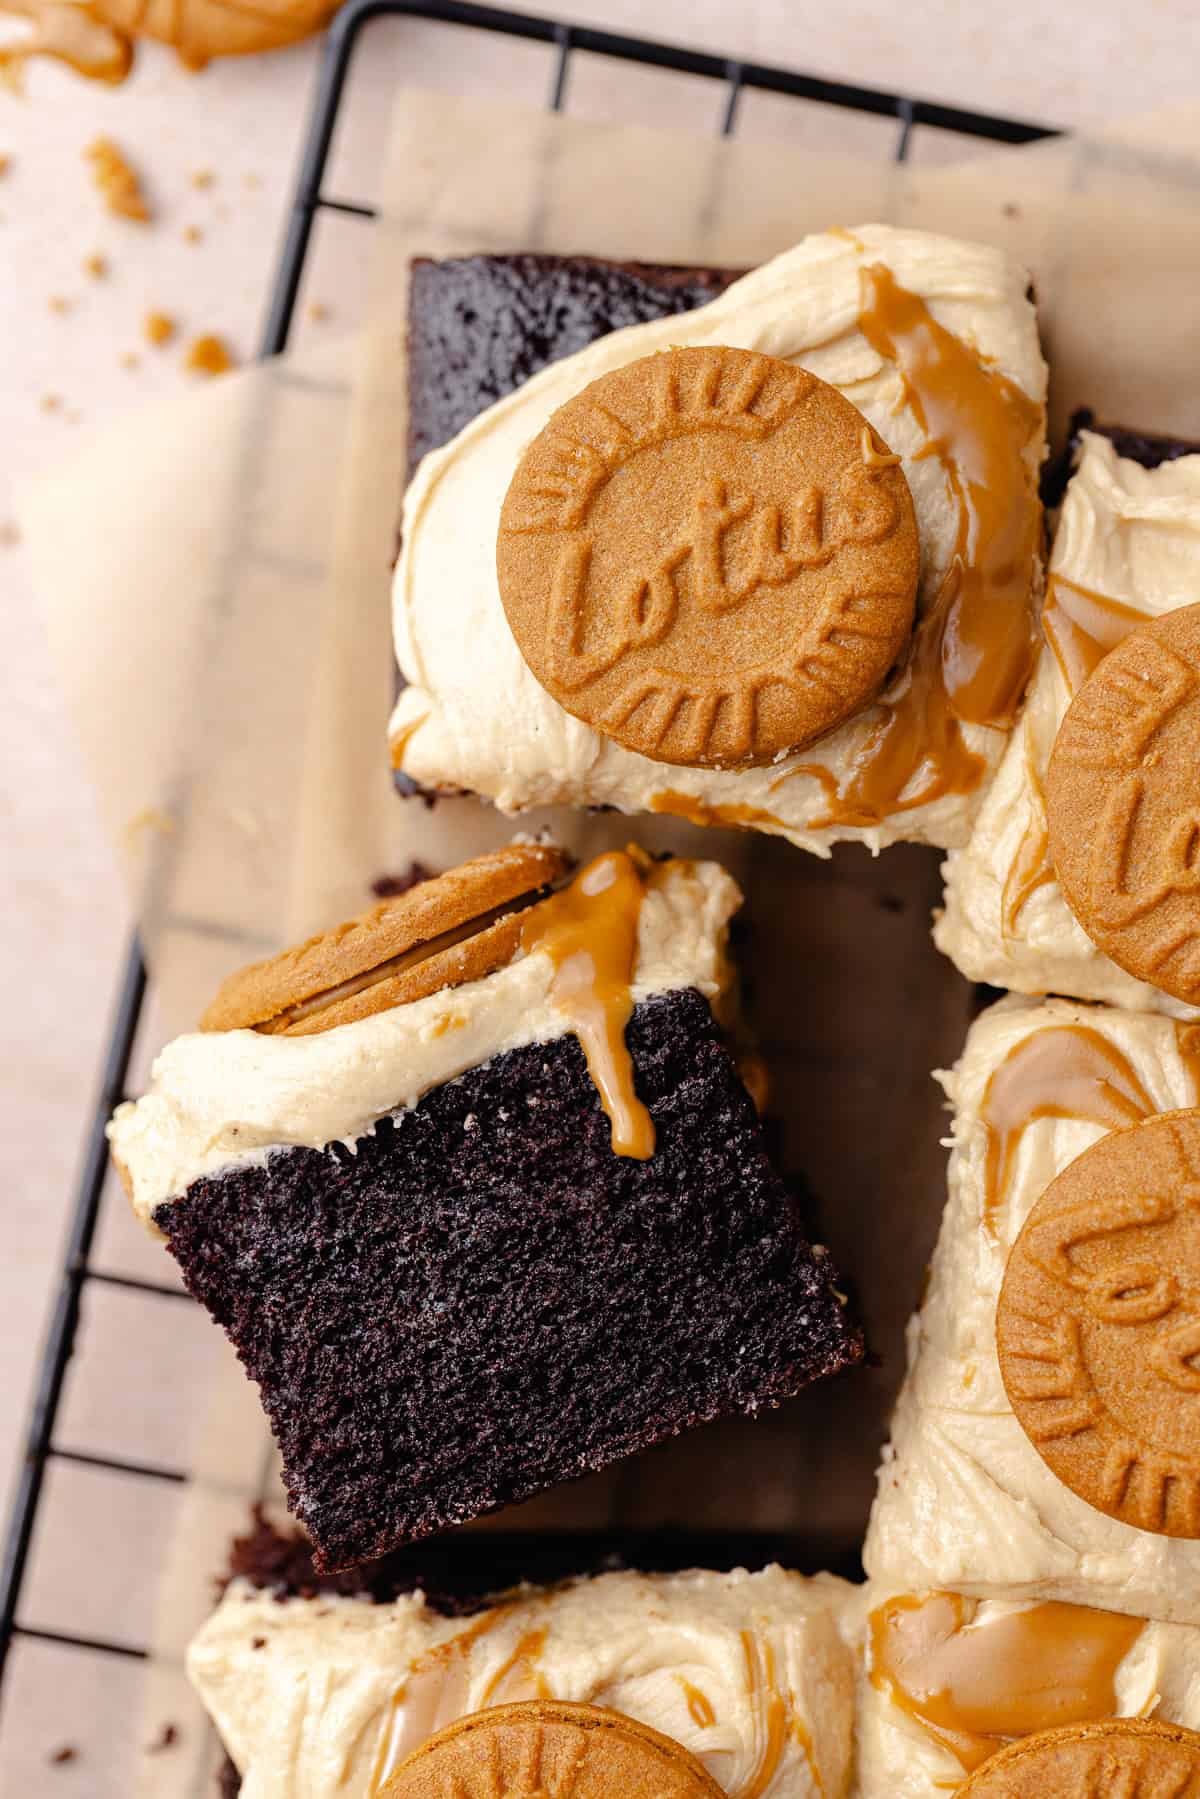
[200,844,570,1036]
[997,1108,1200,1537]
[497,345,919,770]
[958,1719,1200,1797]
[377,1700,725,1799]
[1046,602,1200,1006]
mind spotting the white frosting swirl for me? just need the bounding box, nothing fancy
[109,858,740,1226]
[189,1566,857,1799]
[391,224,1046,857]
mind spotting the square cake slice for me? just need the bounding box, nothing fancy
[937,424,1200,1014]
[192,1520,857,1799]
[863,993,1200,1622]
[391,224,1047,856]
[109,846,862,1571]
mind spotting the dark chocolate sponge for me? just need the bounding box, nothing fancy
[160,987,861,1573]
[1041,407,1200,505]
[406,253,739,478]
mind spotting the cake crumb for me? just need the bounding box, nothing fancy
[83,251,108,279]
[119,351,140,370]
[183,223,203,244]
[190,169,215,190]
[185,334,235,377]
[143,310,176,348]
[251,1635,267,1649]
[307,301,331,323]
[146,1722,179,1753]
[41,393,62,412]
[0,521,20,547]
[85,137,151,223]
[48,294,72,314]
[0,154,10,178]
[49,1744,78,1765]
[371,862,435,898]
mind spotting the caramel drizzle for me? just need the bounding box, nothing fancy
[737,1632,792,1799]
[980,1025,1155,1228]
[779,264,1041,827]
[678,1676,717,1730]
[389,711,429,771]
[649,790,784,833]
[1000,755,1055,936]
[478,1627,551,1706]
[1042,575,1145,697]
[521,849,655,1160]
[869,1592,1143,1775]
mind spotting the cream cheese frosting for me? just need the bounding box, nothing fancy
[863,994,1200,1622]
[852,1586,1200,1797]
[108,857,739,1227]
[936,432,1200,1016]
[188,1565,857,1799]
[391,224,1046,857]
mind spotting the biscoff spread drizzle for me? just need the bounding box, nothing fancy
[521,849,655,1159]
[979,1024,1155,1228]
[782,264,1042,826]
[870,1592,1143,1774]
[1041,574,1146,696]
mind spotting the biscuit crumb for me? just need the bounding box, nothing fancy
[190,169,215,190]
[83,251,108,279]
[183,223,203,245]
[307,301,331,323]
[143,311,176,347]
[185,334,235,377]
[243,173,261,190]
[48,294,72,314]
[49,1744,78,1765]
[41,393,62,412]
[0,154,10,178]
[119,351,140,370]
[0,521,20,547]
[85,137,150,223]
[146,1722,179,1753]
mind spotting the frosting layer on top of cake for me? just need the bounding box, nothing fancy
[853,1585,1200,1797]
[937,432,1200,1015]
[190,1565,856,1799]
[391,223,1046,856]
[863,994,1200,1621]
[109,857,739,1224]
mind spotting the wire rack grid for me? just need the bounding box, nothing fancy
[0,0,1060,1750]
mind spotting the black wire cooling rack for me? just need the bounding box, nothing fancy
[0,0,1060,1748]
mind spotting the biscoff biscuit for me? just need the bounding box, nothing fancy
[497,344,919,770]
[377,1700,725,1799]
[997,1108,1200,1538]
[1046,602,1200,1006]
[958,1719,1200,1797]
[200,844,570,1035]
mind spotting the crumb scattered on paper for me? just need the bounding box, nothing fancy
[85,136,150,223]
[47,293,72,314]
[307,301,331,323]
[0,154,10,178]
[190,168,215,190]
[41,393,62,412]
[183,223,203,244]
[185,334,235,376]
[119,350,139,369]
[49,1744,78,1765]
[143,310,176,347]
[243,172,261,189]
[125,807,177,846]
[83,250,108,278]
[146,1721,179,1753]
[0,521,20,547]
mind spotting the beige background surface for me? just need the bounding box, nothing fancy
[2,0,1199,1780]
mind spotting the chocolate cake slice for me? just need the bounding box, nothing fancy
[110,847,862,1573]
[406,253,740,478]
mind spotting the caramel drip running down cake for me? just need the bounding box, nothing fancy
[391,224,1047,855]
[108,846,861,1570]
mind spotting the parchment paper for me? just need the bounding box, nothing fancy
[16,88,1200,1797]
